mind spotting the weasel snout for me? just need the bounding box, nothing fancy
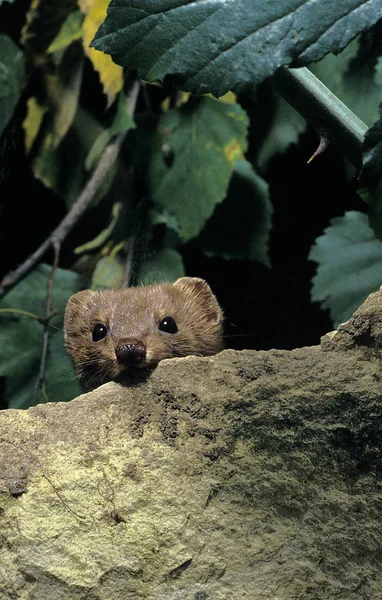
[115,342,146,366]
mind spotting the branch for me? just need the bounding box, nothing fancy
[34,241,60,395]
[270,66,368,170]
[0,136,124,298]
[0,80,141,299]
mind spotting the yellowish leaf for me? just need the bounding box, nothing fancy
[218,91,238,104]
[45,45,84,147]
[32,131,57,189]
[80,0,123,105]
[47,10,83,54]
[77,0,92,11]
[22,97,47,154]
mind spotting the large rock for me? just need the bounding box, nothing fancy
[1,290,382,599]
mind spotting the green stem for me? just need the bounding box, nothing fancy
[0,308,42,321]
[270,66,368,169]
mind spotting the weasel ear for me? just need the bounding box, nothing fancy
[64,290,97,333]
[65,289,96,311]
[173,277,223,325]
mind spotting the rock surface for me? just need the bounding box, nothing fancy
[1,289,382,599]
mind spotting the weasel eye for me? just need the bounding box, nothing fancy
[158,316,178,334]
[92,323,108,342]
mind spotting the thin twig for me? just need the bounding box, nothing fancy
[121,79,141,286]
[127,79,141,119]
[0,308,44,321]
[0,80,141,299]
[34,241,60,394]
[0,135,125,298]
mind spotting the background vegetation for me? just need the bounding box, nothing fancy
[0,0,382,409]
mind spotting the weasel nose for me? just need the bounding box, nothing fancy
[115,342,146,366]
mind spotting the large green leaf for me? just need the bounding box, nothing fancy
[309,211,382,327]
[195,160,272,266]
[0,264,86,408]
[360,104,382,241]
[92,0,381,96]
[0,35,25,138]
[32,87,134,208]
[311,37,382,128]
[138,248,185,284]
[147,96,249,241]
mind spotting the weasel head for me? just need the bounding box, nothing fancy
[64,277,223,390]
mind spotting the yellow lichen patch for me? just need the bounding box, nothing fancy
[22,97,47,154]
[80,0,123,106]
[223,140,245,164]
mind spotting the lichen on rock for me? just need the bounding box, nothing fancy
[1,290,382,599]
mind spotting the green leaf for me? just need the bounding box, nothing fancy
[75,202,122,254]
[375,56,382,88]
[360,103,382,240]
[0,264,86,408]
[195,160,272,266]
[50,42,84,146]
[257,94,306,170]
[47,9,84,53]
[137,249,185,285]
[85,90,136,170]
[311,37,381,128]
[92,0,381,96]
[91,248,125,289]
[309,211,382,327]
[32,108,102,207]
[149,208,180,234]
[21,0,78,54]
[0,35,25,138]
[149,96,249,241]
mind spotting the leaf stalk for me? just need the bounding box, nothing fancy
[270,66,368,169]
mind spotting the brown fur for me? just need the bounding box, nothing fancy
[64,277,224,390]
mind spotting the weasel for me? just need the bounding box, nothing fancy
[64,277,224,391]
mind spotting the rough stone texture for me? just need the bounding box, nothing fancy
[1,289,382,599]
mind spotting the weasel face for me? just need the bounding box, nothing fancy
[64,278,224,390]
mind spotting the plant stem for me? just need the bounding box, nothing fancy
[0,80,141,298]
[270,66,368,169]
[34,241,60,395]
